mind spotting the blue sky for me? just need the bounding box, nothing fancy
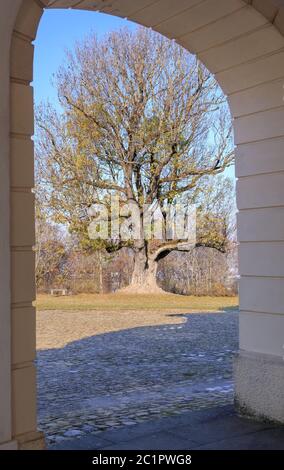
[34,9,136,105]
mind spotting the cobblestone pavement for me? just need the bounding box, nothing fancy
[37,311,238,446]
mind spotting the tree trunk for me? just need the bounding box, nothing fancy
[97,251,103,293]
[121,247,165,294]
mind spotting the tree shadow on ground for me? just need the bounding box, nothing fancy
[37,311,238,445]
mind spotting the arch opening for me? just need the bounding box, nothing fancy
[33,8,238,447]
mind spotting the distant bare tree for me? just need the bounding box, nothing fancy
[35,211,67,289]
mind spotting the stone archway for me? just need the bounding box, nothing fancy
[1,0,284,449]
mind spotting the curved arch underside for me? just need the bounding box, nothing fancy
[45,0,284,42]
[2,0,284,448]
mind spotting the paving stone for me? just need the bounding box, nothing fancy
[50,406,284,450]
[38,311,238,444]
[52,435,113,450]
[170,415,276,445]
[64,429,84,438]
[192,427,284,450]
[102,431,198,450]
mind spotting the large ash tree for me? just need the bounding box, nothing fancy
[36,27,234,293]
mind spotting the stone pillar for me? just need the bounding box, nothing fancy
[221,29,284,423]
[0,0,24,451]
[9,0,45,449]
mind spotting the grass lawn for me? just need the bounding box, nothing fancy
[36,292,238,312]
[36,293,239,349]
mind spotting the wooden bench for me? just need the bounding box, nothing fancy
[50,289,69,297]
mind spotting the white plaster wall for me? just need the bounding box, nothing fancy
[0,0,22,445]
